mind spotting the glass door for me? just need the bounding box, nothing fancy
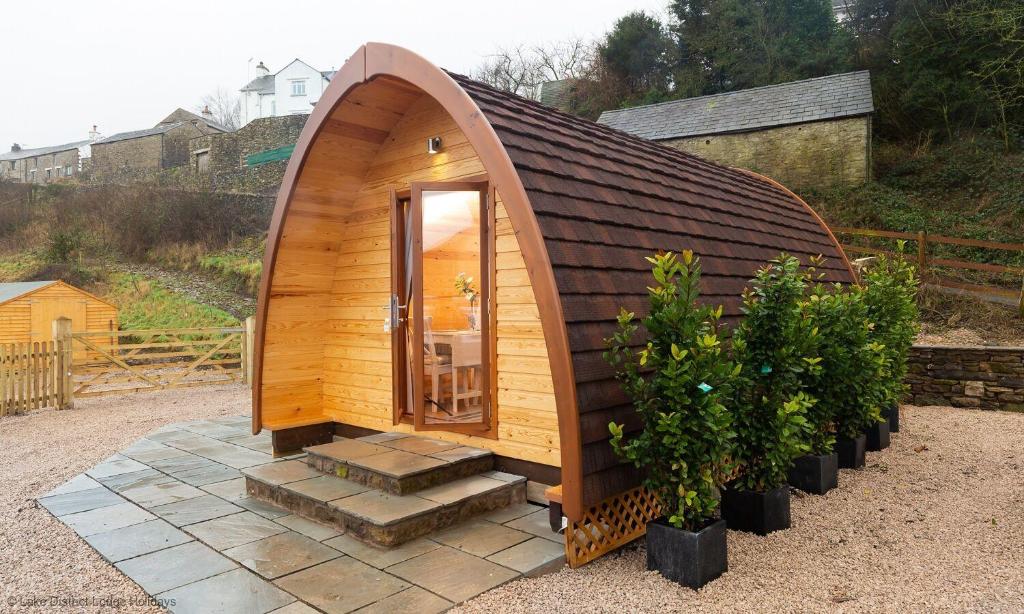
[392,181,492,434]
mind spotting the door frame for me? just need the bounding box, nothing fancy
[389,178,497,438]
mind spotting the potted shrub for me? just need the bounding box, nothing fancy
[802,283,887,469]
[725,255,817,532]
[605,251,737,589]
[862,246,920,436]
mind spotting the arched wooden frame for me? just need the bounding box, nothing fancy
[252,44,585,520]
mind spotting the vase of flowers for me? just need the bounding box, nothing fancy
[455,272,480,330]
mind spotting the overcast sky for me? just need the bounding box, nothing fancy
[2,0,667,149]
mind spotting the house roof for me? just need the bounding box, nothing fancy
[159,108,232,133]
[93,122,184,145]
[597,71,874,140]
[0,140,91,162]
[240,59,336,94]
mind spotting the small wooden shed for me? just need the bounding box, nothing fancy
[252,43,855,524]
[0,281,117,344]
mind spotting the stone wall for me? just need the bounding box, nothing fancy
[1,148,81,184]
[906,345,1024,411]
[91,135,162,178]
[662,115,871,189]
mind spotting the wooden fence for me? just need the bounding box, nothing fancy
[0,317,255,415]
[834,227,1024,314]
[0,341,71,416]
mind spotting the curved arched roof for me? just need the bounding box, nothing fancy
[254,43,855,520]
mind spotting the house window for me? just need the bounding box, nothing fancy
[65,165,73,176]
[45,168,52,179]
[290,80,306,96]
[8,161,13,170]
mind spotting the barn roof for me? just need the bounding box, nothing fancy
[0,141,90,162]
[597,71,874,140]
[450,73,856,505]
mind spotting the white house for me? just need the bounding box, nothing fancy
[240,59,336,127]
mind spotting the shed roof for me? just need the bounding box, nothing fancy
[0,281,55,304]
[93,122,183,145]
[597,71,874,140]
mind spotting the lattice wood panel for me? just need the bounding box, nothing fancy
[565,486,662,568]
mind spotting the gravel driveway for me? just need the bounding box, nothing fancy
[0,385,250,612]
[2,388,1022,613]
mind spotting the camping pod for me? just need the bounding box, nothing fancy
[252,43,855,523]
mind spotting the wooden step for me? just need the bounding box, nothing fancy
[243,461,526,547]
[304,434,495,495]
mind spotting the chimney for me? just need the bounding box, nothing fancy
[255,61,269,77]
[88,125,100,140]
[201,105,214,120]
[11,143,21,152]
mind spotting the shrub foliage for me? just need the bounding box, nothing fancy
[605,251,738,531]
[862,247,920,409]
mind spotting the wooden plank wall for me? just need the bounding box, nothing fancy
[315,90,561,467]
[0,282,117,344]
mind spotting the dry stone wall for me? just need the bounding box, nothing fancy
[906,345,1024,411]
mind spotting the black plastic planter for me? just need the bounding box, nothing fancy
[646,517,728,589]
[885,404,900,433]
[865,420,891,451]
[788,453,839,495]
[835,434,866,469]
[721,484,791,535]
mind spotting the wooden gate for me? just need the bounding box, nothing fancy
[69,326,246,398]
[0,341,70,416]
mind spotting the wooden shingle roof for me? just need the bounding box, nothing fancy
[453,73,855,504]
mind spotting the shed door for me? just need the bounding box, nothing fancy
[30,297,86,357]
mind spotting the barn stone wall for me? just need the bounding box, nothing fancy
[906,345,1024,412]
[662,116,871,189]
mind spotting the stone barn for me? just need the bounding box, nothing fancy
[598,71,874,189]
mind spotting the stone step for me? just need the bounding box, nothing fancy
[303,434,495,495]
[243,461,526,547]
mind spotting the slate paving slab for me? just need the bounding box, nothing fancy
[386,545,519,604]
[121,480,206,508]
[243,460,320,485]
[503,508,562,543]
[122,445,192,464]
[158,568,296,614]
[145,428,196,443]
[115,541,236,595]
[431,518,532,557]
[223,532,341,579]
[416,475,509,506]
[236,497,291,519]
[38,487,125,517]
[148,453,216,474]
[348,450,446,479]
[200,477,248,501]
[275,556,410,614]
[330,490,441,526]
[284,475,368,502]
[352,586,452,614]
[483,502,543,524]
[356,432,410,444]
[182,421,247,439]
[151,494,243,527]
[86,455,149,479]
[84,519,193,563]
[60,502,155,537]
[189,443,276,469]
[379,436,460,456]
[275,514,341,542]
[428,446,492,463]
[172,462,242,487]
[485,536,565,575]
[99,468,177,493]
[185,511,288,551]
[222,434,274,455]
[269,602,321,614]
[323,534,440,569]
[306,439,391,462]
[41,473,102,498]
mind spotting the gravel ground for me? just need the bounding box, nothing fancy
[0,384,250,613]
[458,405,1024,614]
[3,391,1023,613]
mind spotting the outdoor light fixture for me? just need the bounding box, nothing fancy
[427,136,442,154]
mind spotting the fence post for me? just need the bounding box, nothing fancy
[244,316,256,387]
[916,231,928,276]
[53,317,74,409]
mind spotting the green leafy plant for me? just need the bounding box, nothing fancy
[605,251,738,531]
[730,255,819,491]
[801,282,888,440]
[861,244,921,410]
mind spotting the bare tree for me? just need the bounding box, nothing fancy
[473,38,594,100]
[197,88,242,131]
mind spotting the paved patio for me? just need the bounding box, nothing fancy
[39,416,564,613]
